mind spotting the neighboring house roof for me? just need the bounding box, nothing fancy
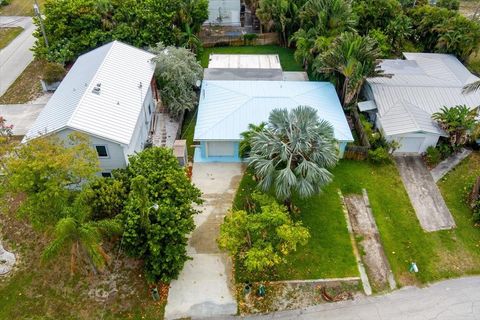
[208,54,282,69]
[24,41,156,145]
[194,80,354,142]
[366,52,480,135]
[378,100,446,136]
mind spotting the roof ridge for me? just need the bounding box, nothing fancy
[66,41,116,129]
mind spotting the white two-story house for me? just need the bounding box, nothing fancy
[23,41,158,176]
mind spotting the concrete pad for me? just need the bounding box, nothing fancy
[0,104,45,136]
[165,163,245,319]
[394,156,455,231]
[203,68,283,81]
[430,148,472,182]
[282,72,308,81]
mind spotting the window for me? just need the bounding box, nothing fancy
[148,103,152,115]
[95,145,109,158]
[101,172,112,178]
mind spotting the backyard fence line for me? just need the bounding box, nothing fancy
[200,32,279,48]
[344,145,369,161]
[351,109,371,148]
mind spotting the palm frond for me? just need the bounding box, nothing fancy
[463,80,480,94]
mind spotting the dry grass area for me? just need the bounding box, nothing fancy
[0,26,23,50]
[0,0,45,16]
[0,196,166,319]
[0,59,47,104]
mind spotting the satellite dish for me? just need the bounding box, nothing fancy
[196,80,202,87]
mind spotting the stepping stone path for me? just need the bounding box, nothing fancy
[0,241,16,275]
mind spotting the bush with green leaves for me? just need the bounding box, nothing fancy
[42,62,66,83]
[367,29,392,58]
[425,146,441,166]
[150,43,203,117]
[432,105,479,148]
[436,0,460,11]
[218,192,310,274]
[368,147,391,163]
[121,147,202,283]
[352,0,402,35]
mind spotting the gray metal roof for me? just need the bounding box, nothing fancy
[367,52,480,135]
[24,41,155,145]
[203,68,283,81]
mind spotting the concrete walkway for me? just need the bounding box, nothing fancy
[0,16,35,97]
[165,163,245,319]
[394,156,455,232]
[232,276,480,320]
[431,148,472,182]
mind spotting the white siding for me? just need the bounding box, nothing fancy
[389,133,440,154]
[56,128,127,172]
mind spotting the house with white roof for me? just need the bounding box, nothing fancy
[24,41,158,176]
[364,52,480,154]
[194,80,354,162]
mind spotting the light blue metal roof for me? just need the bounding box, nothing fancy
[194,80,354,142]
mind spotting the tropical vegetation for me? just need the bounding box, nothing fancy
[432,105,479,148]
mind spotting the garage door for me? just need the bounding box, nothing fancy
[207,141,235,157]
[396,137,425,153]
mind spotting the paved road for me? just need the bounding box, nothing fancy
[207,277,480,320]
[394,156,455,231]
[0,16,35,97]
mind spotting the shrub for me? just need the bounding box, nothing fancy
[368,147,391,163]
[242,33,258,45]
[436,0,460,11]
[425,146,441,166]
[42,62,66,83]
[367,29,392,58]
[437,141,453,158]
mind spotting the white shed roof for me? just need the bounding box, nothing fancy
[194,80,354,142]
[208,54,282,69]
[367,52,480,135]
[24,41,156,145]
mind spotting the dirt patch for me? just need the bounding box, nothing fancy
[344,192,395,293]
[237,280,361,315]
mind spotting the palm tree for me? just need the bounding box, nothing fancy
[386,15,412,54]
[313,32,383,108]
[432,105,479,147]
[463,80,480,94]
[248,106,338,208]
[42,205,121,275]
[239,122,266,158]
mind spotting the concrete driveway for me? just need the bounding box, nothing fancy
[0,16,35,97]
[0,104,45,136]
[394,156,455,232]
[165,163,245,319]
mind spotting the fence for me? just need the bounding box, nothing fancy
[343,145,369,161]
[200,32,279,48]
[350,109,371,148]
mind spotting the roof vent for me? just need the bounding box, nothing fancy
[92,83,101,95]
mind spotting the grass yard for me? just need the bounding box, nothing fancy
[233,170,358,282]
[0,26,23,50]
[0,59,47,104]
[180,109,197,161]
[200,45,303,71]
[233,156,480,285]
[0,0,44,16]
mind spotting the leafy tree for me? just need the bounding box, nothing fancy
[313,32,383,107]
[352,0,402,35]
[256,0,290,45]
[248,106,338,207]
[367,29,392,58]
[239,122,266,158]
[2,133,98,226]
[122,147,202,283]
[42,202,121,275]
[386,15,412,54]
[436,0,460,11]
[432,105,479,147]
[78,176,128,221]
[290,0,356,69]
[218,193,310,274]
[33,0,208,63]
[150,43,203,118]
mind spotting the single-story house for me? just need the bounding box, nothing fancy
[24,41,158,176]
[204,0,241,26]
[193,80,354,162]
[364,52,480,154]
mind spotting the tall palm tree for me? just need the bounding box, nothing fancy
[432,105,479,147]
[239,122,267,158]
[463,80,480,94]
[248,106,338,208]
[42,205,121,275]
[313,32,383,108]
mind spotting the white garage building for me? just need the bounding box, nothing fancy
[364,53,480,154]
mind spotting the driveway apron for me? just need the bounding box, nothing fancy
[165,163,245,319]
[394,156,455,232]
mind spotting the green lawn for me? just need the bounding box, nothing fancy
[0,0,44,16]
[233,156,480,285]
[180,109,197,161]
[200,45,303,71]
[233,170,358,282]
[0,27,23,50]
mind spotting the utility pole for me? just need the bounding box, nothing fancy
[33,0,49,49]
